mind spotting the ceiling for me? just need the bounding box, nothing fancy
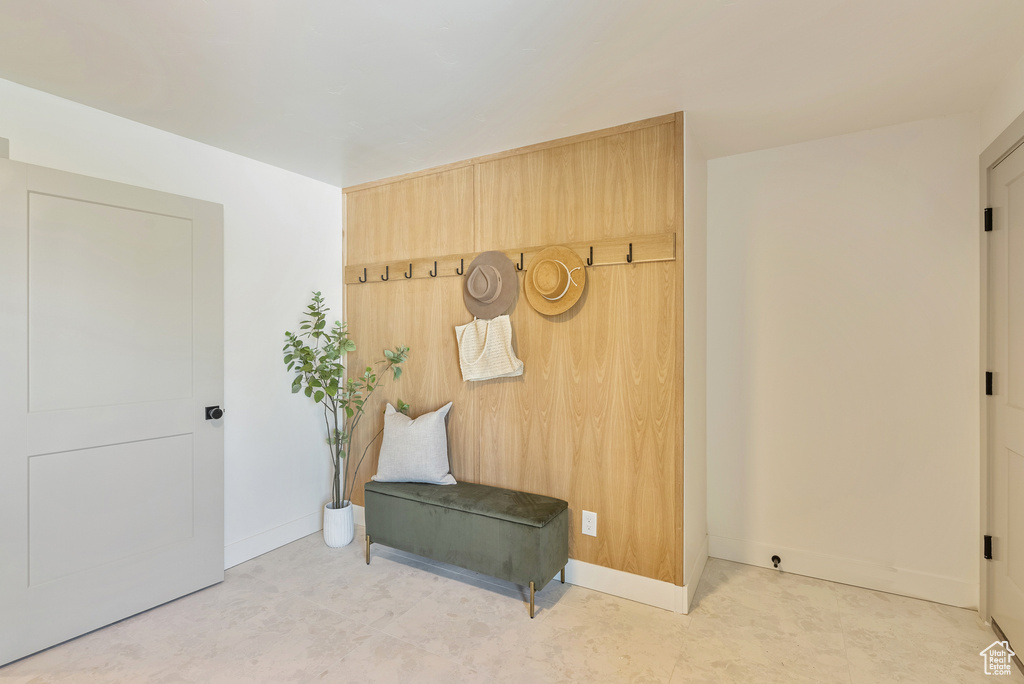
[0,0,1022,187]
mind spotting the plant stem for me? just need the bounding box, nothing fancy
[347,425,385,503]
[339,361,393,506]
[323,405,335,507]
[332,401,341,509]
[342,411,364,503]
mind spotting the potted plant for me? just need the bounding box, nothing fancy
[283,291,408,547]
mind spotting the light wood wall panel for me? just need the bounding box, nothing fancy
[474,263,677,581]
[344,168,477,504]
[347,167,474,263]
[345,115,683,584]
[345,277,477,503]
[672,112,686,587]
[475,123,675,248]
[473,122,678,582]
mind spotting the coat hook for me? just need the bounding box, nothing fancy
[381,265,389,281]
[430,261,437,277]
[586,246,593,266]
[358,267,367,283]
[626,243,633,263]
[456,258,464,275]
[517,253,524,271]
[404,263,412,279]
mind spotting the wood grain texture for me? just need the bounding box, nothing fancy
[344,114,684,584]
[345,277,477,505]
[475,123,676,247]
[343,232,676,284]
[474,263,677,582]
[344,168,477,505]
[346,167,474,263]
[673,112,686,586]
[342,114,676,194]
[473,121,679,583]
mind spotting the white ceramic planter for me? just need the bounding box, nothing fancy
[323,502,354,547]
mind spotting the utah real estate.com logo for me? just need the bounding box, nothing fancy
[980,641,1015,676]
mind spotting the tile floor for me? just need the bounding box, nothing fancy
[0,527,1019,683]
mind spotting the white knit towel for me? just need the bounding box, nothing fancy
[454,315,524,382]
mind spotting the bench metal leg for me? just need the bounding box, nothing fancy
[365,534,371,565]
[529,581,535,619]
[561,567,565,584]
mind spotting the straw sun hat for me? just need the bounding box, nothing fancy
[463,251,519,319]
[523,245,587,316]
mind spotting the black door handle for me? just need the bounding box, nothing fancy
[205,406,224,420]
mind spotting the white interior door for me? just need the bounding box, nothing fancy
[988,140,1024,649]
[0,158,224,665]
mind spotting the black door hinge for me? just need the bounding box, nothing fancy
[987,372,994,396]
[985,535,993,560]
[985,208,993,232]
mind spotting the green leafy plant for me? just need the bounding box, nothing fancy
[283,292,408,510]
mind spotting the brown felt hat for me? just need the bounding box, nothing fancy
[524,245,587,316]
[463,251,518,319]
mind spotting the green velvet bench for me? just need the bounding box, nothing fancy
[363,480,569,617]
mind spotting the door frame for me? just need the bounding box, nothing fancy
[980,109,1024,622]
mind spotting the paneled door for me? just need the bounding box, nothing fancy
[0,158,224,665]
[988,140,1024,649]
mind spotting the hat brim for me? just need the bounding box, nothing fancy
[524,245,587,316]
[463,251,519,319]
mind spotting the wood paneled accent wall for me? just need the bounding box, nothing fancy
[344,113,685,585]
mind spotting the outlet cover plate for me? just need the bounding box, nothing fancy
[582,510,597,537]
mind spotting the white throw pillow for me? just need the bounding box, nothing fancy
[371,402,457,485]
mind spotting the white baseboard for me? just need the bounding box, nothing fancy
[682,534,709,613]
[224,504,366,569]
[224,511,322,569]
[560,558,686,613]
[709,535,978,609]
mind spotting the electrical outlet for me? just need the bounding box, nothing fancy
[582,510,597,537]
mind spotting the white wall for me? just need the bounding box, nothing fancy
[707,114,981,608]
[0,78,345,567]
[982,52,1024,151]
[682,114,709,610]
